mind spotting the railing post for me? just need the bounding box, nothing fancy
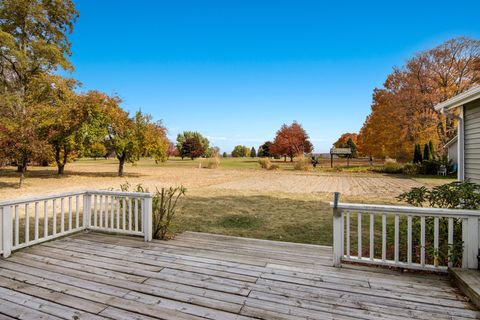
[332,192,343,267]
[143,196,153,242]
[1,206,12,258]
[83,192,91,230]
[463,216,479,269]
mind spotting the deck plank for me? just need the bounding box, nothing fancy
[0,231,477,320]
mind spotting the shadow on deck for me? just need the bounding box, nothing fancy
[0,231,477,320]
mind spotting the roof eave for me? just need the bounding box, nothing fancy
[434,86,480,112]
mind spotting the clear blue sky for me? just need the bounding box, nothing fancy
[70,0,480,153]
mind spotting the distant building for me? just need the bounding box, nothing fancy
[444,136,458,170]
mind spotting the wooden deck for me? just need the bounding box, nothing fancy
[0,232,477,320]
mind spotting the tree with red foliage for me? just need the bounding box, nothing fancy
[167,142,178,158]
[271,122,313,162]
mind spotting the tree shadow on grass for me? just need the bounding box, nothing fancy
[0,181,20,189]
[0,168,142,180]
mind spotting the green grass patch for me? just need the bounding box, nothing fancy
[219,214,263,229]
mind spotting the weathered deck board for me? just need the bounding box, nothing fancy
[0,231,477,320]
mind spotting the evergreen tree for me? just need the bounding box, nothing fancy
[428,140,435,159]
[423,144,431,162]
[413,144,423,163]
[257,146,264,157]
[346,138,357,158]
[250,147,256,158]
[222,152,228,158]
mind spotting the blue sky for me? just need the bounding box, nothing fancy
[70,1,480,153]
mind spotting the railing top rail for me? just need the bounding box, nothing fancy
[0,190,87,207]
[329,202,480,217]
[0,189,152,207]
[87,190,152,198]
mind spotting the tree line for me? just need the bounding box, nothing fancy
[0,0,170,179]
[173,121,314,162]
[231,121,313,161]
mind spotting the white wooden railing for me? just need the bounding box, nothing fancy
[331,192,480,271]
[0,190,152,258]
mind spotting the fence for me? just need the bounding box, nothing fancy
[331,193,480,271]
[0,190,152,258]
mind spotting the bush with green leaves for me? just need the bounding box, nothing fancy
[119,182,187,240]
[397,180,480,266]
[402,163,419,175]
[398,180,480,209]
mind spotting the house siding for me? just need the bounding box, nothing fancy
[464,99,480,184]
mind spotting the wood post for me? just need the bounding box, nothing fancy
[83,193,91,229]
[143,196,153,242]
[463,217,479,269]
[1,206,12,258]
[332,192,343,267]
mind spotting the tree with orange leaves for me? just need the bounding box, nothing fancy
[271,121,313,162]
[357,37,480,161]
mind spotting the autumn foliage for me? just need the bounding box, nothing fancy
[357,38,480,161]
[271,122,313,162]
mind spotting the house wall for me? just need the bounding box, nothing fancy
[447,141,458,167]
[464,99,480,184]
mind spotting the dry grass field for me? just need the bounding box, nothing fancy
[0,158,454,245]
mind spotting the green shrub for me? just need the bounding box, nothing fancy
[258,158,271,169]
[402,163,419,175]
[397,180,480,267]
[421,159,440,175]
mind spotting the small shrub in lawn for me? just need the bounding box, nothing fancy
[382,159,403,173]
[294,157,312,171]
[421,159,440,175]
[258,158,271,169]
[220,214,263,229]
[268,164,280,170]
[402,163,419,175]
[202,157,220,169]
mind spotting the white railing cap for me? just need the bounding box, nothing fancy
[0,189,152,207]
[330,202,480,217]
[87,190,152,198]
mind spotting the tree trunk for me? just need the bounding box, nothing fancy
[284,155,287,162]
[118,155,125,177]
[18,157,27,188]
[290,156,294,162]
[54,145,67,175]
